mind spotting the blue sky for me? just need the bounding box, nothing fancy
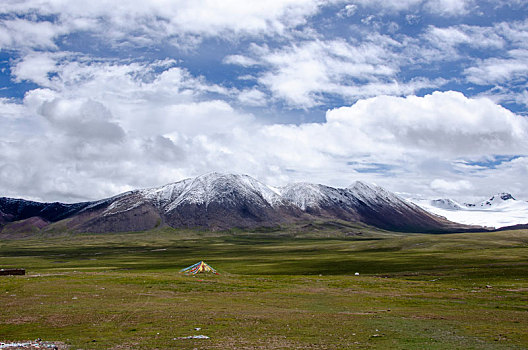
[0,0,528,202]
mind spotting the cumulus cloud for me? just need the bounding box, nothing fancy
[39,98,125,143]
[0,54,258,201]
[1,78,528,201]
[11,52,61,87]
[325,91,528,156]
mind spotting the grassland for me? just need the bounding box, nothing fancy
[1,226,527,349]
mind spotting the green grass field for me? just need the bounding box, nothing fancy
[1,226,527,349]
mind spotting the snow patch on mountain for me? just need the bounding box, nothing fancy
[471,193,516,208]
[140,179,192,208]
[410,193,528,228]
[348,181,420,213]
[147,173,284,213]
[430,199,463,210]
[112,174,423,216]
[349,181,398,204]
[237,174,284,206]
[279,183,339,210]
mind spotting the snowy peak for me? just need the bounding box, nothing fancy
[349,181,391,198]
[475,192,516,207]
[348,180,374,192]
[348,181,407,207]
[430,199,462,210]
[155,172,284,212]
[140,178,193,207]
[279,183,344,210]
[103,172,284,216]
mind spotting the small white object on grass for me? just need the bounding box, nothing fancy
[176,335,210,340]
[355,272,359,276]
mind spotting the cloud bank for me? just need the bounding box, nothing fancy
[2,84,527,202]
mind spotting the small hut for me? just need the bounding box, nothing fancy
[180,261,219,275]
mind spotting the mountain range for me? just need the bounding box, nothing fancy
[0,173,478,235]
[410,193,528,229]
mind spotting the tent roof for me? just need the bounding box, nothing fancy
[180,261,219,275]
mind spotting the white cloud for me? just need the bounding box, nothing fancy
[12,54,245,136]
[39,98,126,143]
[333,77,446,100]
[348,0,422,12]
[236,39,416,107]
[347,0,476,16]
[417,20,528,108]
[223,55,260,67]
[425,25,504,52]
[424,0,474,16]
[430,179,473,192]
[2,83,528,201]
[0,0,334,50]
[338,4,357,17]
[227,37,454,108]
[465,50,528,85]
[0,19,64,50]
[0,98,26,120]
[325,91,528,156]
[420,19,528,86]
[237,88,268,106]
[11,52,61,87]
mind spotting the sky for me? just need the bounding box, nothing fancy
[0,0,528,203]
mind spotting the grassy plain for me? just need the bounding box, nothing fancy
[1,225,527,349]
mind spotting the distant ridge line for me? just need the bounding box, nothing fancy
[1,172,482,234]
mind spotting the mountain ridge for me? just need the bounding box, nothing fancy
[1,172,478,234]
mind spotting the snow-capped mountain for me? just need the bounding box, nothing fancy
[472,193,516,208]
[1,172,476,234]
[103,173,285,215]
[410,193,528,229]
